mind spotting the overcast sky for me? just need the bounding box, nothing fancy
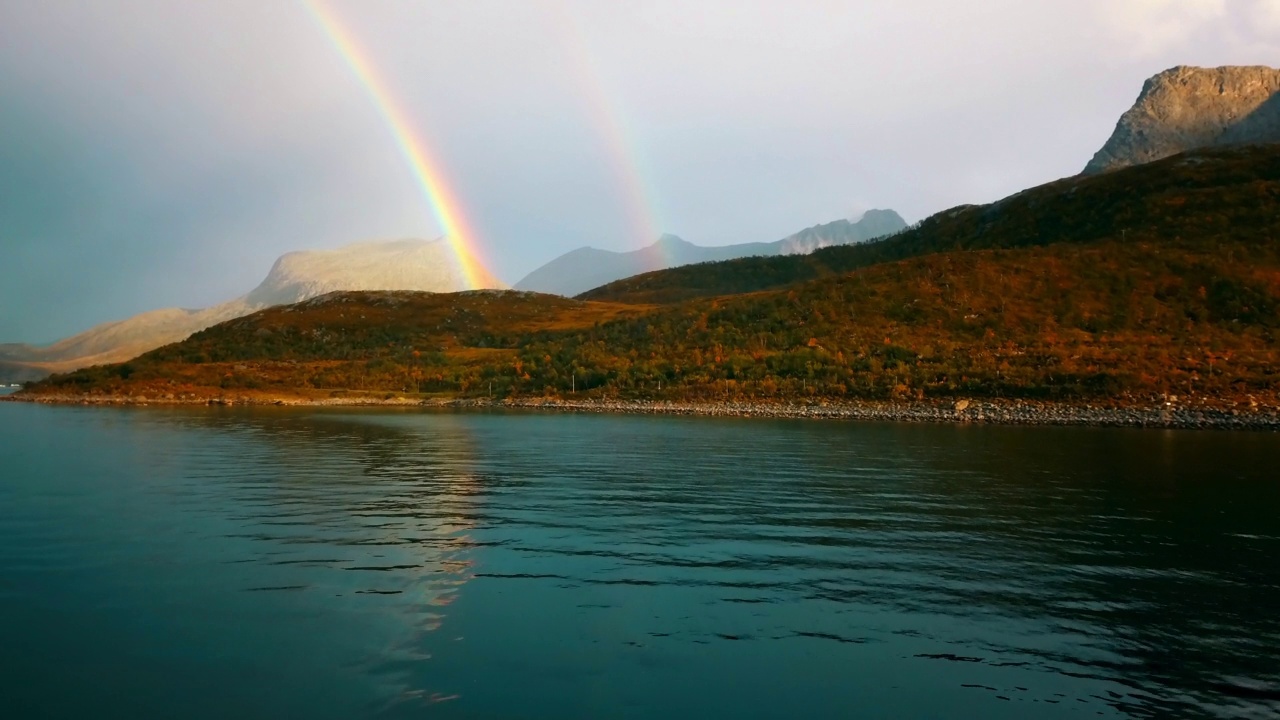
[2,0,1278,342]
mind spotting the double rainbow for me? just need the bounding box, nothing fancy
[303,0,494,290]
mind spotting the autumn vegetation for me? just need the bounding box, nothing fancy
[20,145,1280,410]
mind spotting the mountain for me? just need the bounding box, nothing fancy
[23,144,1280,410]
[242,238,502,306]
[2,304,253,380]
[777,210,909,255]
[579,143,1280,305]
[513,234,777,297]
[1084,65,1280,174]
[514,210,907,296]
[0,238,502,382]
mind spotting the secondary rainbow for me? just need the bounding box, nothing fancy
[550,2,667,256]
[302,0,493,290]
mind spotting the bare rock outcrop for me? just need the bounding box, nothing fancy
[1084,65,1280,175]
[776,209,908,256]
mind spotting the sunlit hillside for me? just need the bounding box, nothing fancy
[20,144,1280,409]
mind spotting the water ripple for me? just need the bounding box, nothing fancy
[1,405,1278,719]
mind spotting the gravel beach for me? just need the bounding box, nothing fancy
[7,392,1278,430]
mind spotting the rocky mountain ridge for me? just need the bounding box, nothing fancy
[1085,65,1280,174]
[514,210,907,297]
[775,210,910,255]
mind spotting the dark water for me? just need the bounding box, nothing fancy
[1,404,1278,719]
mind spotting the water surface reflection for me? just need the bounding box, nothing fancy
[1,405,1277,719]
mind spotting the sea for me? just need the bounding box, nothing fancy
[1,400,1277,719]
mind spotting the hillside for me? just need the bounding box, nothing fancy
[1085,65,1280,175]
[578,144,1280,304]
[20,217,1280,411]
[20,232,1279,410]
[23,292,651,400]
[514,210,906,296]
[0,238,503,382]
[17,141,1280,411]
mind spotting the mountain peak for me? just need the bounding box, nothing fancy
[513,212,906,297]
[245,238,504,307]
[652,233,690,247]
[1084,65,1280,175]
[777,209,908,256]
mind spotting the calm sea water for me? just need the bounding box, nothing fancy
[1,403,1278,719]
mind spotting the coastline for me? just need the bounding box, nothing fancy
[5,392,1278,430]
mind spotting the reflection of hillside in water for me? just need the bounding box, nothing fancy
[119,409,1280,718]
[427,415,1280,718]
[154,408,486,704]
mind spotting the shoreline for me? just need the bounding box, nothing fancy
[5,392,1278,430]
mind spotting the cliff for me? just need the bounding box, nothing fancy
[1084,65,1280,174]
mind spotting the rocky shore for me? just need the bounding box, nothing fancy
[5,391,1278,430]
[496,398,1280,430]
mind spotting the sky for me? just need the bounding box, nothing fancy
[1,0,1278,343]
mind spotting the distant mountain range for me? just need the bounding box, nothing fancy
[1085,65,1280,174]
[0,213,907,383]
[0,239,502,382]
[513,209,908,297]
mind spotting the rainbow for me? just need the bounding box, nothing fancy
[302,0,494,290]
[550,3,667,256]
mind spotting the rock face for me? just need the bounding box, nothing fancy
[0,238,502,381]
[1084,65,1280,174]
[515,210,907,297]
[776,210,908,256]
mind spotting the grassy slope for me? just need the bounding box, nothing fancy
[20,145,1280,408]
[25,292,650,400]
[546,241,1277,404]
